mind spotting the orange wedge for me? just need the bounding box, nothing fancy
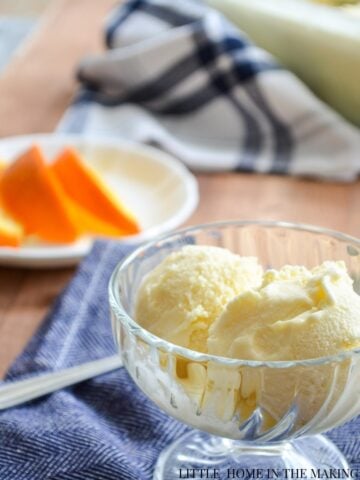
[0,145,78,243]
[63,195,130,238]
[51,148,141,235]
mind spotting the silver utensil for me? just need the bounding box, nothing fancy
[0,355,123,410]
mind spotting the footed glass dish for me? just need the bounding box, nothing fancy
[109,221,360,480]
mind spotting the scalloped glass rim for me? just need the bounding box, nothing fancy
[109,220,360,369]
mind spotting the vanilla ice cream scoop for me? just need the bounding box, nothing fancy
[134,247,360,429]
[207,260,360,425]
[135,245,263,352]
[208,261,360,361]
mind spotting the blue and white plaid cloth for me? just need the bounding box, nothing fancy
[0,240,359,479]
[58,0,360,181]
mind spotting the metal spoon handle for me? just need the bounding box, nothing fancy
[0,355,123,410]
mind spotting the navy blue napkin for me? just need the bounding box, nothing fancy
[0,240,358,479]
[0,241,187,479]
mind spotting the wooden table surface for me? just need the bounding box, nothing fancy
[0,0,360,378]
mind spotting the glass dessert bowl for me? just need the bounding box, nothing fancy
[109,221,360,480]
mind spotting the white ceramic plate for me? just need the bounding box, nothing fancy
[0,134,198,268]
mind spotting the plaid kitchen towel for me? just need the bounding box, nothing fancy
[0,240,359,479]
[58,0,360,181]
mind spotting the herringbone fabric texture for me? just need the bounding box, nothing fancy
[0,240,359,478]
[0,241,188,479]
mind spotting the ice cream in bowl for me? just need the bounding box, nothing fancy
[108,221,360,479]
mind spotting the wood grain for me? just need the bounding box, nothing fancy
[0,0,49,16]
[190,173,360,237]
[0,0,359,378]
[0,268,74,376]
[0,0,116,137]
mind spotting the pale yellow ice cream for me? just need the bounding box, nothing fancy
[135,246,360,431]
[135,245,263,352]
[209,261,360,361]
[206,260,360,426]
[136,247,360,360]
